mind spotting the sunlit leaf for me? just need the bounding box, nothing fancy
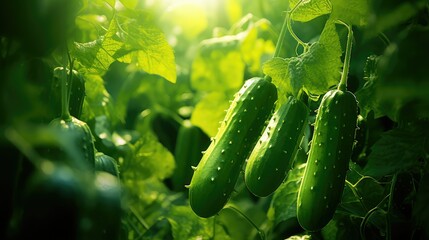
[241,19,276,76]
[191,35,245,92]
[263,20,342,99]
[115,11,176,83]
[262,57,292,105]
[191,91,232,137]
[331,0,370,26]
[289,0,332,22]
[81,74,117,123]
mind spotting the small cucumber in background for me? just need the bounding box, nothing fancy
[189,77,277,218]
[245,96,309,197]
[171,120,210,192]
[297,89,358,231]
[95,152,120,178]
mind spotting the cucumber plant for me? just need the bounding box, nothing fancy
[188,77,277,218]
[297,21,358,231]
[49,66,96,170]
[51,67,86,119]
[245,95,309,197]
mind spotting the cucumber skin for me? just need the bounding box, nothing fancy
[297,90,358,231]
[50,116,96,170]
[245,96,309,197]
[189,77,277,218]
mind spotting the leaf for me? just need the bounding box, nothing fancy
[262,57,292,106]
[129,132,175,181]
[267,163,306,226]
[331,0,370,26]
[115,11,176,83]
[263,20,342,99]
[74,13,176,83]
[191,91,233,137]
[289,0,332,22]
[364,0,427,39]
[141,218,173,240]
[362,128,426,177]
[81,74,118,124]
[191,34,245,92]
[240,19,276,76]
[167,206,214,240]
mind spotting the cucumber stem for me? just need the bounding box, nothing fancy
[336,20,353,92]
[273,11,289,58]
[287,0,308,53]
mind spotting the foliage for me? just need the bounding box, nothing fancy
[1,0,428,239]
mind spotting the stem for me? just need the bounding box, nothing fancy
[226,206,265,240]
[287,0,307,53]
[386,174,398,240]
[345,180,368,212]
[273,11,289,58]
[336,20,353,91]
[60,66,71,120]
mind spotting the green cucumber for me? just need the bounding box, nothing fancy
[297,89,358,231]
[95,152,120,177]
[50,117,96,170]
[245,96,309,197]
[189,77,277,218]
[172,120,210,192]
[51,67,86,119]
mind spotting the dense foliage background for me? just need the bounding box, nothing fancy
[1,0,428,239]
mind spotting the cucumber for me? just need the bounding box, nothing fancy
[95,152,120,177]
[172,120,210,192]
[51,67,86,119]
[49,117,96,170]
[297,89,358,231]
[245,96,309,197]
[189,77,277,218]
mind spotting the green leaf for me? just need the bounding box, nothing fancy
[141,218,173,240]
[364,0,427,39]
[239,18,276,75]
[128,132,175,181]
[331,0,370,26]
[81,74,117,124]
[263,20,342,99]
[115,11,176,83]
[191,91,233,137]
[167,206,214,239]
[289,0,332,22]
[262,57,292,105]
[191,35,245,92]
[73,17,122,75]
[74,14,176,83]
[362,128,426,177]
[267,163,306,226]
